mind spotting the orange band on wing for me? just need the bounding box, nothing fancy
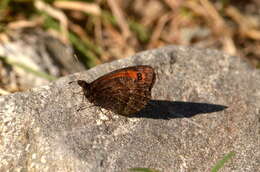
[108,70,139,80]
[94,70,139,83]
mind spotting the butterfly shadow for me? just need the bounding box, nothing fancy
[132,100,228,120]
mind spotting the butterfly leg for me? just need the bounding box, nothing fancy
[76,105,89,112]
[76,94,89,111]
[77,104,99,112]
[96,107,117,123]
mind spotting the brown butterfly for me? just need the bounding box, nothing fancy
[75,65,156,116]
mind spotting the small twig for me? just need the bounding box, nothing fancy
[0,88,10,95]
[148,13,171,48]
[225,6,260,40]
[107,0,131,40]
[7,20,40,29]
[185,0,236,55]
[34,0,68,42]
[53,1,101,16]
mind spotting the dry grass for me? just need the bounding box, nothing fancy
[0,0,260,92]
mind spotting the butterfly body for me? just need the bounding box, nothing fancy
[77,65,156,116]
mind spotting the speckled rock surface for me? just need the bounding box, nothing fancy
[0,46,259,172]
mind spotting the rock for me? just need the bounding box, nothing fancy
[0,28,84,90]
[0,46,259,172]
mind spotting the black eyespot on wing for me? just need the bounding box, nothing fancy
[137,72,142,81]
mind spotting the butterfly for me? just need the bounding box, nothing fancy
[74,65,156,116]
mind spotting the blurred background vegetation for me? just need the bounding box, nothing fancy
[0,0,260,94]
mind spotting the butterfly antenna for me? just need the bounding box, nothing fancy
[69,80,77,84]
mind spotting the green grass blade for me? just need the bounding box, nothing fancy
[129,168,160,172]
[0,0,10,10]
[68,32,98,68]
[42,16,98,68]
[211,151,235,172]
[128,19,150,43]
[1,56,57,81]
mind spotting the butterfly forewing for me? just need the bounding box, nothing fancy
[78,65,156,116]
